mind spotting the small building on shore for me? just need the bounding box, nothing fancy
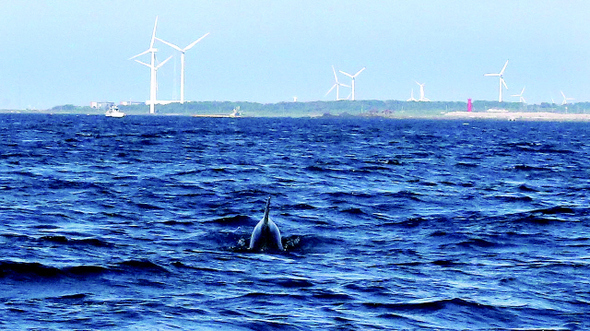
[90,101,115,110]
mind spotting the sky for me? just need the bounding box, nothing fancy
[1,0,589,109]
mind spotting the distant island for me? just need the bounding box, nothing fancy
[3,100,590,120]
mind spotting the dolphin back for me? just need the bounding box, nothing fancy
[249,197,284,251]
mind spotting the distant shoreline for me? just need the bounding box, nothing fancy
[3,109,590,122]
[443,111,590,121]
[4,99,590,119]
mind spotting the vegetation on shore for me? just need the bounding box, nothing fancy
[3,100,590,117]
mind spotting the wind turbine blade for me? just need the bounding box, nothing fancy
[353,67,366,77]
[339,70,353,78]
[332,65,338,82]
[156,55,173,69]
[500,59,509,75]
[484,73,499,77]
[150,16,159,49]
[134,59,152,68]
[339,83,350,88]
[184,32,210,51]
[502,78,508,89]
[325,84,337,97]
[156,37,183,52]
[560,91,566,99]
[521,86,526,94]
[129,49,151,60]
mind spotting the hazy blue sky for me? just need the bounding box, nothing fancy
[1,0,589,109]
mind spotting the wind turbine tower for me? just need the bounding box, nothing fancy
[156,32,210,104]
[133,55,173,107]
[339,67,366,101]
[325,65,350,100]
[407,89,417,101]
[129,16,168,114]
[415,81,430,101]
[484,60,509,102]
[512,86,526,103]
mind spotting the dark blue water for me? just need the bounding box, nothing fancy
[1,114,589,330]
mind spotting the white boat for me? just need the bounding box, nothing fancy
[105,105,126,118]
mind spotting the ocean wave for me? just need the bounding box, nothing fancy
[115,259,170,273]
[207,215,252,225]
[362,297,499,312]
[0,259,174,280]
[514,164,554,172]
[518,184,539,192]
[515,215,569,225]
[532,206,575,215]
[491,194,534,202]
[0,261,62,278]
[455,161,479,168]
[309,289,354,301]
[38,236,113,247]
[64,265,110,276]
[454,238,499,248]
[134,202,165,210]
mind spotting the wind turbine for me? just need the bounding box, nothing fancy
[407,89,417,101]
[339,67,365,101]
[325,65,350,100]
[156,32,210,104]
[484,60,509,102]
[415,81,430,101]
[561,91,574,105]
[133,55,173,105]
[130,16,166,114]
[511,86,526,103]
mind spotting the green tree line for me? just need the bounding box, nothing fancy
[30,100,590,117]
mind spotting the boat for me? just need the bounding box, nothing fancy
[105,105,126,118]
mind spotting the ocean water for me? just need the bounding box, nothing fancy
[0,114,589,330]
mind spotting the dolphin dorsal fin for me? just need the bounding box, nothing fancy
[263,197,271,225]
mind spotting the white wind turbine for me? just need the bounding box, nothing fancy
[325,65,350,100]
[156,32,210,104]
[407,89,417,101]
[561,91,574,105]
[339,67,366,101]
[133,55,173,107]
[129,16,172,114]
[415,81,430,101]
[484,60,509,102]
[511,86,526,103]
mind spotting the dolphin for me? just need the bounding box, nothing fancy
[249,197,284,251]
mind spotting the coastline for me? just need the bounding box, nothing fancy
[4,109,590,122]
[443,111,590,121]
[4,99,590,121]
